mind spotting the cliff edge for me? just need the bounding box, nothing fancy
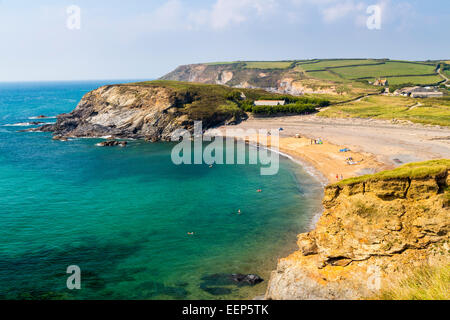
[266,160,450,300]
[160,62,347,95]
[36,81,287,140]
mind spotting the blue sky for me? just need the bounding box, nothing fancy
[0,0,448,81]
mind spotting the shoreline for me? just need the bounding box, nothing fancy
[215,116,450,300]
[212,128,390,188]
[211,122,416,300]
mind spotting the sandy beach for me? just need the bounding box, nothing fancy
[216,115,450,184]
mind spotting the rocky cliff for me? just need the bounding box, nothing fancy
[161,63,341,95]
[266,160,450,300]
[36,81,260,140]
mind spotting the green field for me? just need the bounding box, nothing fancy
[443,69,450,79]
[299,59,382,71]
[243,61,294,69]
[387,75,443,85]
[333,61,436,79]
[163,59,447,99]
[319,95,450,126]
[306,70,347,82]
[298,60,443,87]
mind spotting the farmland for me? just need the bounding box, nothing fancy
[319,95,450,126]
[330,61,436,79]
[299,59,383,71]
[294,59,444,87]
[243,61,294,69]
[162,59,448,107]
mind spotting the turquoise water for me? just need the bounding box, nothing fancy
[0,81,323,300]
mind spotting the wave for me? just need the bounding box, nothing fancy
[3,122,36,127]
[247,141,328,187]
[28,116,57,120]
[3,121,55,127]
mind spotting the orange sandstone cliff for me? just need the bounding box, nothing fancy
[266,160,450,300]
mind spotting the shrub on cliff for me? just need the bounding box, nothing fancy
[251,103,317,115]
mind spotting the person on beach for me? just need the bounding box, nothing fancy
[341,174,344,180]
[336,174,339,181]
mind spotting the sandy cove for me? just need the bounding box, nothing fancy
[215,114,450,184]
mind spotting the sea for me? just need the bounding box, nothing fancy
[0,80,323,300]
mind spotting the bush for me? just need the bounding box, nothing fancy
[251,103,317,115]
[389,83,415,93]
[257,95,330,107]
[226,91,243,102]
[240,100,254,112]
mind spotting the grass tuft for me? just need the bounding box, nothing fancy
[375,264,450,300]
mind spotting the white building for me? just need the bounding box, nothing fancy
[254,100,286,106]
[410,91,443,98]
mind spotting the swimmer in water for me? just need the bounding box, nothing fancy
[237,209,241,215]
[187,232,194,235]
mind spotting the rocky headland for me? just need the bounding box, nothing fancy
[33,81,291,141]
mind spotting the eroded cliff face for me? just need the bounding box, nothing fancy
[161,63,341,95]
[266,168,450,300]
[38,84,244,140]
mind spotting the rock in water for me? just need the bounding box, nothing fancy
[52,135,68,142]
[198,273,264,296]
[96,140,127,147]
[230,274,264,286]
[200,273,263,287]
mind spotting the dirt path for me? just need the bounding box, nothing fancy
[438,68,449,86]
[408,102,423,110]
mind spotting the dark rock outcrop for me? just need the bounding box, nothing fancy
[96,140,127,147]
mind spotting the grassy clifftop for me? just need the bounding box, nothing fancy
[128,80,327,117]
[334,159,450,187]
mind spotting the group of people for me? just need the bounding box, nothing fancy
[311,138,323,145]
[336,174,344,181]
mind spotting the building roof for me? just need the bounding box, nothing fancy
[254,100,286,106]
